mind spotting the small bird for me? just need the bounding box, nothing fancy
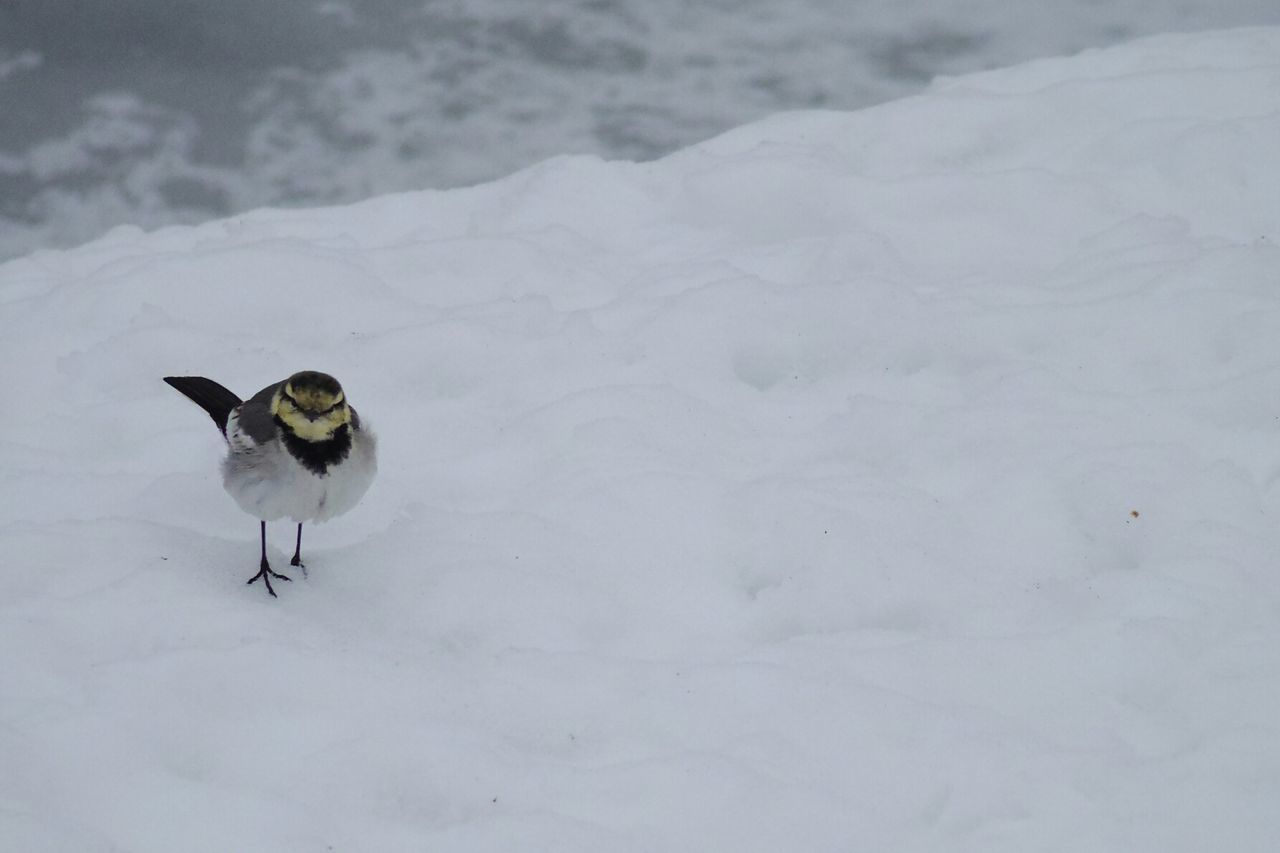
[164,371,377,596]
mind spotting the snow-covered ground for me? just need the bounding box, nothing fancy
[4,27,1280,852]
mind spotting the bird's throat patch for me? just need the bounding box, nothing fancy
[278,421,353,475]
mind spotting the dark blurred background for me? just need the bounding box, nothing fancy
[2,0,1276,259]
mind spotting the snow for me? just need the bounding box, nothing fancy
[4,26,1280,851]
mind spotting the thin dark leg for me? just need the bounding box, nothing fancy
[290,522,306,573]
[246,520,292,597]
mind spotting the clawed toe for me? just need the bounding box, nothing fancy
[247,563,292,597]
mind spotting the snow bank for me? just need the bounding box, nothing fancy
[3,28,1280,852]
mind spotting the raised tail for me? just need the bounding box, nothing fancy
[163,376,243,436]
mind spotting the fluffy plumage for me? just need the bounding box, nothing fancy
[165,371,377,596]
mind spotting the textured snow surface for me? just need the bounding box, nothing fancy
[3,28,1280,852]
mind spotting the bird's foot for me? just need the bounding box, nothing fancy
[247,562,292,597]
[290,554,308,578]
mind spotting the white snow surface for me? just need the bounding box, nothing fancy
[3,27,1280,851]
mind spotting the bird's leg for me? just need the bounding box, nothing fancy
[290,523,308,577]
[246,520,292,597]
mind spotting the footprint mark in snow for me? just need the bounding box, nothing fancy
[732,346,791,391]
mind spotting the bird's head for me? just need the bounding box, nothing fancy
[271,371,352,441]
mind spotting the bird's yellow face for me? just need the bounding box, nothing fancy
[271,372,352,442]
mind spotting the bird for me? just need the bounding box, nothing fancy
[163,371,377,596]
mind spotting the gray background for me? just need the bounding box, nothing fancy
[2,0,1276,260]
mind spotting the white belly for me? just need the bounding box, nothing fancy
[221,425,377,523]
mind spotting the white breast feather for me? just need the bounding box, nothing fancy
[221,409,377,523]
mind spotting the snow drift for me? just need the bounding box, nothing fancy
[2,27,1280,852]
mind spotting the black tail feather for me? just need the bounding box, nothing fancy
[164,376,242,436]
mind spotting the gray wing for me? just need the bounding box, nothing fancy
[349,406,378,470]
[234,380,285,444]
